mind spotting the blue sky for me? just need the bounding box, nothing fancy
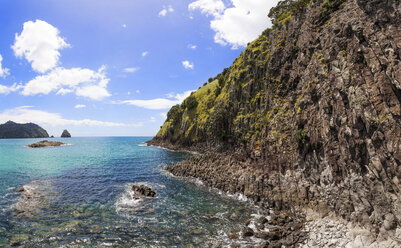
[0,0,279,136]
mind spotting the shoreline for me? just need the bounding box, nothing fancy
[151,141,401,247]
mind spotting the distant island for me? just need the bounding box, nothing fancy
[0,121,49,139]
[61,130,71,138]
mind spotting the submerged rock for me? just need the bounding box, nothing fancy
[28,140,65,148]
[14,180,55,218]
[132,184,156,198]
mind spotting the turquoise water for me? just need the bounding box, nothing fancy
[0,137,256,247]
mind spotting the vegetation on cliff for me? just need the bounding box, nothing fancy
[0,121,49,139]
[152,0,401,243]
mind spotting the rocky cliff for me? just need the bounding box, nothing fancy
[0,121,49,139]
[150,0,401,246]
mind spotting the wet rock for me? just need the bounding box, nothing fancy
[10,234,29,246]
[228,232,239,239]
[28,140,65,148]
[242,227,254,237]
[89,225,102,234]
[131,184,156,198]
[14,180,55,218]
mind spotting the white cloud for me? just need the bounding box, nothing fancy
[160,112,167,119]
[182,60,194,69]
[74,104,86,109]
[0,83,21,95]
[142,51,148,57]
[150,116,156,122]
[124,67,140,73]
[21,66,111,100]
[0,54,10,78]
[114,90,193,110]
[12,20,70,73]
[188,44,197,50]
[136,90,140,94]
[122,24,127,28]
[159,5,174,17]
[189,0,279,49]
[0,106,130,127]
[189,0,225,17]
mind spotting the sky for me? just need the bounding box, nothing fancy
[0,0,280,137]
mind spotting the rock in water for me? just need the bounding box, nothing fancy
[14,180,55,218]
[132,185,156,199]
[28,140,65,148]
[61,129,71,138]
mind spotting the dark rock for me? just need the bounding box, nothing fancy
[242,227,254,237]
[61,130,71,138]
[132,185,156,198]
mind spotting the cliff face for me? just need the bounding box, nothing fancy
[0,121,49,139]
[151,0,401,240]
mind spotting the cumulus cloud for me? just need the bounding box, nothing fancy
[21,66,111,100]
[159,5,174,17]
[142,51,148,57]
[124,67,140,73]
[189,0,225,17]
[0,83,21,95]
[182,60,194,69]
[74,104,86,109]
[0,106,130,127]
[0,55,10,78]
[189,0,279,49]
[114,90,193,110]
[122,24,127,28]
[12,20,70,73]
[188,44,197,50]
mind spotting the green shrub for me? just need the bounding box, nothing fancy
[295,128,307,144]
[207,101,232,140]
[182,95,198,110]
[320,0,346,20]
[268,0,311,26]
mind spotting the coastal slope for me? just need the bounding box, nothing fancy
[150,0,401,244]
[0,121,49,139]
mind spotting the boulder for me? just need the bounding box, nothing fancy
[132,185,156,198]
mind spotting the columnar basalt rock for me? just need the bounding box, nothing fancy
[151,0,401,245]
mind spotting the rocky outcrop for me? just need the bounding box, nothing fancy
[28,140,66,148]
[132,185,156,199]
[61,129,71,138]
[152,0,401,245]
[0,121,49,139]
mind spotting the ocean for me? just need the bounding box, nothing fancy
[0,137,258,247]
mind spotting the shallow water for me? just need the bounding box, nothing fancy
[0,137,257,247]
